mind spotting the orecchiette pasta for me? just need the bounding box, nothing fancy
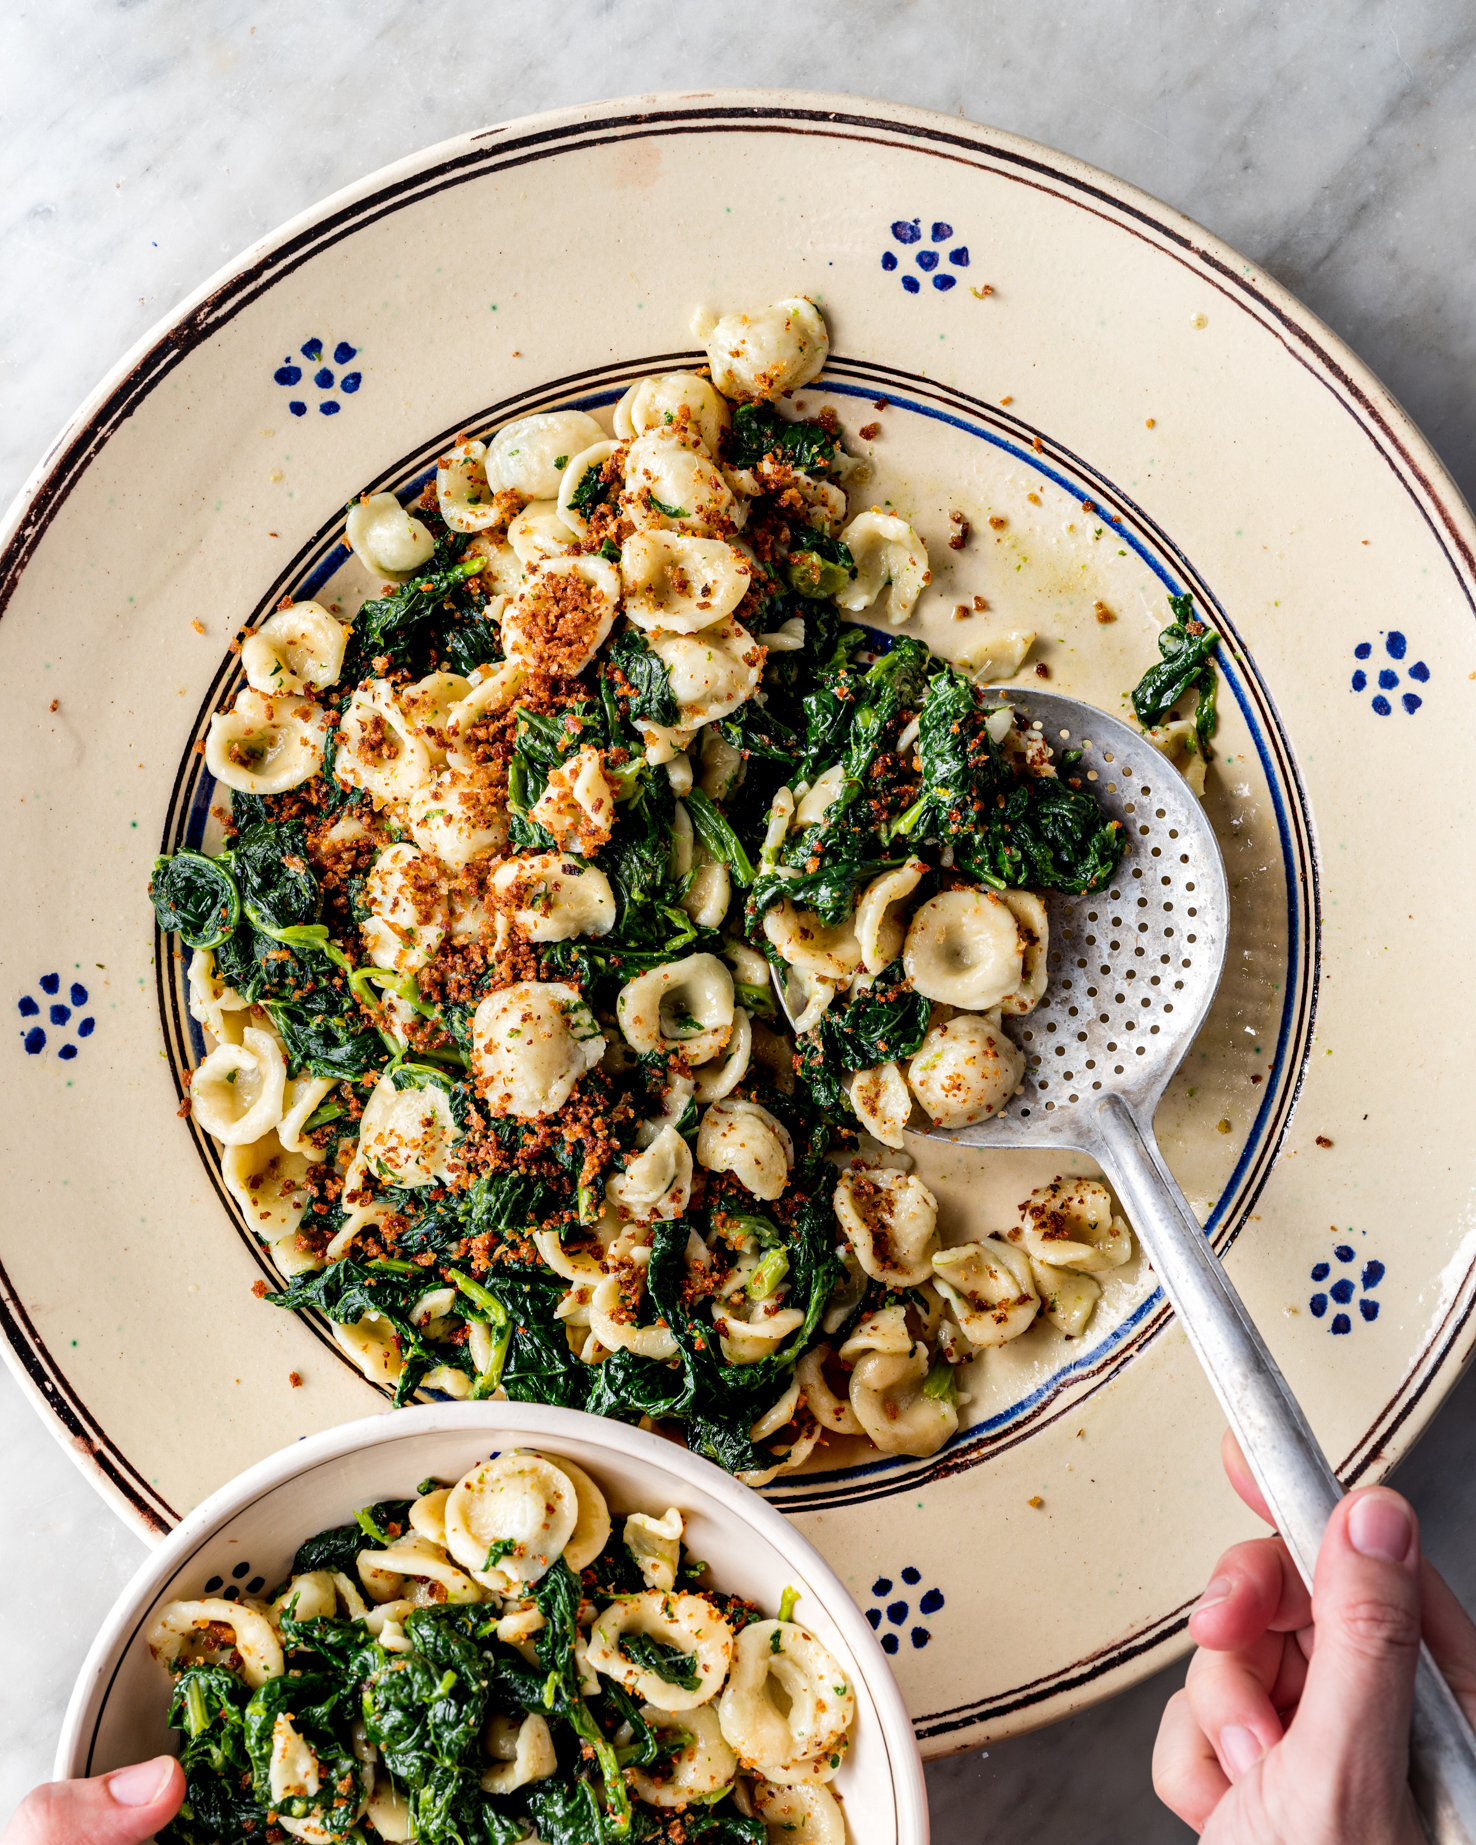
[716,1619,854,1774]
[334,680,430,803]
[435,439,503,533]
[501,555,621,676]
[206,688,324,795]
[398,671,473,762]
[528,744,614,853]
[959,625,1038,682]
[998,889,1049,1015]
[629,1705,737,1808]
[617,952,735,1063]
[623,1506,684,1592]
[443,1451,579,1585]
[832,510,930,624]
[241,603,347,695]
[621,531,751,633]
[362,843,448,973]
[355,1071,461,1189]
[763,900,862,983]
[488,851,616,942]
[1014,1176,1133,1271]
[622,426,737,537]
[903,889,1024,1009]
[586,1591,733,1710]
[148,1598,283,1688]
[346,492,436,579]
[471,981,605,1117]
[406,767,509,867]
[615,369,732,452]
[854,857,927,976]
[486,410,606,499]
[932,1238,1040,1347]
[644,617,763,727]
[443,659,527,770]
[848,1344,958,1456]
[832,1167,940,1287]
[701,297,829,401]
[847,1062,912,1149]
[555,440,619,537]
[907,1012,1025,1128]
[506,500,578,565]
[696,1097,794,1202]
[607,1124,693,1223]
[1030,1255,1103,1337]
[752,1780,847,1845]
[189,1027,287,1145]
[480,1713,558,1795]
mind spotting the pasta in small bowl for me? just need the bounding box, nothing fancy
[54,1402,925,1845]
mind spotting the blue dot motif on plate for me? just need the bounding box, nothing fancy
[1352,632,1427,715]
[1309,1234,1384,1333]
[866,1567,944,1652]
[884,218,970,293]
[273,338,363,416]
[17,974,94,1062]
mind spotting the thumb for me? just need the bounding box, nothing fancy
[1281,1489,1422,1829]
[6,1757,184,1845]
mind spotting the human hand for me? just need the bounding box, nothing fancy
[3,1756,183,1845]
[1153,1432,1476,1841]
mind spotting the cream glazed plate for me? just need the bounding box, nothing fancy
[3,90,1475,1758]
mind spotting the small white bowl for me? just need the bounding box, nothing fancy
[55,1401,927,1840]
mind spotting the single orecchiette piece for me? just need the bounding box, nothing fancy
[959,626,1038,682]
[1015,1176,1132,1271]
[225,1134,315,1239]
[1145,717,1209,796]
[833,510,930,625]
[629,1705,737,1808]
[696,1096,794,1202]
[406,767,509,868]
[623,1506,684,1592]
[1030,1255,1103,1337]
[507,501,578,566]
[608,1124,693,1223]
[555,440,619,538]
[832,1167,940,1287]
[357,1533,485,1606]
[717,1619,854,1775]
[276,1070,336,1158]
[763,900,863,983]
[398,671,473,763]
[501,555,621,677]
[792,762,847,829]
[701,298,829,401]
[190,1026,287,1145]
[242,603,348,696]
[932,1237,1040,1347]
[147,1598,283,1687]
[346,492,436,579]
[622,426,737,537]
[435,439,503,533]
[472,980,605,1117]
[528,745,614,854]
[480,1712,558,1795]
[586,1590,734,1710]
[700,725,745,799]
[271,1570,338,1624]
[713,1293,805,1366]
[617,952,735,1064]
[587,1268,679,1362]
[903,889,1024,1009]
[795,1344,862,1437]
[443,659,528,771]
[847,1062,912,1150]
[362,843,448,973]
[464,532,526,604]
[206,688,324,795]
[621,531,751,633]
[848,1345,958,1456]
[853,857,926,975]
[334,680,430,803]
[186,946,249,1044]
[907,1012,1024,1128]
[486,410,606,499]
[443,1451,579,1585]
[356,1070,461,1188]
[836,1302,912,1361]
[615,370,732,452]
[998,890,1049,1014]
[489,851,616,942]
[752,1780,847,1845]
[645,618,763,727]
[331,1313,405,1389]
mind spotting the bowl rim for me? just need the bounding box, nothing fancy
[52,1399,929,1840]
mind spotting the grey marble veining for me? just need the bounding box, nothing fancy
[2,2,1475,1836]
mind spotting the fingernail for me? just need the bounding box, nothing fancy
[1219,1724,1263,1780]
[107,1758,173,1807]
[1193,1576,1234,1614]
[1349,1494,1414,1564]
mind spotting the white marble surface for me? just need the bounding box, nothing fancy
[3,1,1475,1836]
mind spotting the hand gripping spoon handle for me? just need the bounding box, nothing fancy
[776,686,1476,1842]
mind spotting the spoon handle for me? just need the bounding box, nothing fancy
[1094,1092,1476,1844]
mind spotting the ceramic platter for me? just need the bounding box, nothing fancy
[4,91,1475,1758]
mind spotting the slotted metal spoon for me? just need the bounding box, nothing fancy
[776,686,1476,1841]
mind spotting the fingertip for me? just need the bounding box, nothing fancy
[106,1756,180,1810]
[1221,1428,1275,1527]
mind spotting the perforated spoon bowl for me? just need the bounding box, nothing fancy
[775,686,1476,1841]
